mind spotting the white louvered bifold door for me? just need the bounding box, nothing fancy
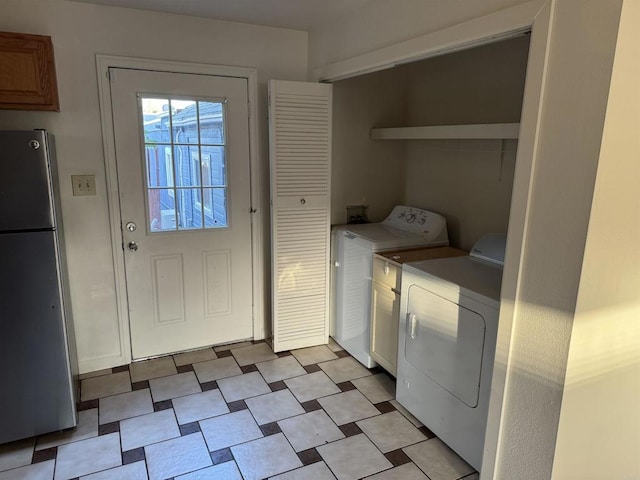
[269,80,332,352]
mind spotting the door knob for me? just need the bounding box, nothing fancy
[126,222,137,232]
[128,241,138,252]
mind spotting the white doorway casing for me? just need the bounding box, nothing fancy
[96,56,265,365]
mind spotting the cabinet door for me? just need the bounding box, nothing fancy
[371,281,400,375]
[0,31,59,111]
[269,80,332,351]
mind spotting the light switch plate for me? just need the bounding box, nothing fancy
[71,175,96,196]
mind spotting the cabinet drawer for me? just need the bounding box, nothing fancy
[373,256,400,290]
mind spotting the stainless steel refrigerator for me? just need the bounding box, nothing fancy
[0,130,78,444]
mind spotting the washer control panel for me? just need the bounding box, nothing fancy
[382,205,448,243]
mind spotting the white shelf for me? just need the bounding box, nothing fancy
[370,123,520,140]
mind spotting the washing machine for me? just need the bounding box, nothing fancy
[396,234,506,471]
[331,205,449,368]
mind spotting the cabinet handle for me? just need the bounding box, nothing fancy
[300,198,306,205]
[391,288,401,296]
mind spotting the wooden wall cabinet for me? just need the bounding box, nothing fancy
[0,31,60,111]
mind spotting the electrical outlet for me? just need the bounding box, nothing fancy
[71,175,96,196]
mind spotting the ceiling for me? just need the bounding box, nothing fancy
[70,0,373,31]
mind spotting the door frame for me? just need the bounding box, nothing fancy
[96,55,264,366]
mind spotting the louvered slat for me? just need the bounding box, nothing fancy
[269,80,332,352]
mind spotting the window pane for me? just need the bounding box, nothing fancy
[177,188,202,230]
[148,189,176,232]
[201,146,226,186]
[203,188,228,228]
[140,96,229,233]
[171,100,198,144]
[174,145,201,187]
[199,101,224,144]
[146,145,174,187]
[142,98,171,143]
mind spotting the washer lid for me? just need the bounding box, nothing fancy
[336,223,448,250]
[338,223,422,241]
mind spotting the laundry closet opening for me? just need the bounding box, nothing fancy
[326,34,531,471]
[330,34,531,251]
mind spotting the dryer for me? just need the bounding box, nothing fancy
[331,205,448,368]
[396,234,506,471]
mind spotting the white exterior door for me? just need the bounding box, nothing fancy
[109,68,253,359]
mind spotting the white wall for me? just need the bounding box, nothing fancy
[404,139,517,250]
[331,68,407,224]
[403,36,529,126]
[493,0,624,478]
[308,0,535,71]
[552,0,640,476]
[0,0,307,373]
[402,37,528,249]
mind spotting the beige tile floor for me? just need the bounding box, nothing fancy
[0,340,479,480]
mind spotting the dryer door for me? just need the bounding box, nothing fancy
[404,284,486,407]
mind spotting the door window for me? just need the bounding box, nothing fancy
[140,97,228,232]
